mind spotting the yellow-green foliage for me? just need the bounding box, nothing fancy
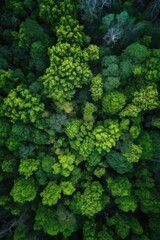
[93,121,121,153]
[10,177,37,203]
[41,43,99,102]
[102,91,127,115]
[40,181,61,206]
[90,74,103,101]
[3,85,44,123]
[1,1,160,239]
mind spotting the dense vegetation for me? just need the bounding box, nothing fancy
[0,0,160,239]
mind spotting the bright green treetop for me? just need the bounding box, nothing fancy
[74,181,108,217]
[56,15,89,46]
[65,119,82,139]
[52,152,76,177]
[41,42,99,102]
[19,158,40,179]
[102,91,127,115]
[10,177,37,203]
[120,85,159,119]
[3,85,44,123]
[132,85,159,111]
[40,181,61,206]
[93,121,121,154]
[115,195,137,212]
[60,181,76,196]
[38,0,75,26]
[0,69,18,93]
[90,74,103,101]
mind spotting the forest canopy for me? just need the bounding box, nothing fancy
[0,0,160,239]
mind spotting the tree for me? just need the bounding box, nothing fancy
[97,226,113,240]
[102,12,151,48]
[10,177,37,203]
[87,150,101,167]
[79,135,95,157]
[34,204,61,236]
[60,181,76,196]
[116,195,137,212]
[0,69,18,93]
[122,43,151,64]
[65,119,82,139]
[30,41,48,73]
[2,85,44,123]
[134,49,160,83]
[129,124,141,139]
[120,104,141,118]
[107,213,131,239]
[130,216,143,235]
[101,55,121,91]
[38,0,75,27]
[40,155,56,174]
[93,121,121,154]
[10,122,32,142]
[41,42,99,102]
[104,76,121,92]
[40,182,61,206]
[120,85,159,118]
[106,151,133,174]
[0,119,10,146]
[80,0,112,20]
[121,143,142,163]
[132,85,159,111]
[17,144,35,159]
[32,129,49,145]
[138,132,153,160]
[102,91,127,115]
[90,74,103,101]
[83,218,97,240]
[18,19,50,49]
[31,41,46,61]
[52,152,76,177]
[119,59,134,80]
[107,176,132,197]
[19,158,40,179]
[134,163,160,214]
[34,204,77,237]
[6,137,21,151]
[47,113,69,133]
[56,15,89,46]
[73,181,108,217]
[83,102,97,122]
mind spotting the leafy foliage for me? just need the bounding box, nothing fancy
[40,182,61,206]
[1,0,160,239]
[102,91,126,115]
[10,177,37,203]
[107,151,133,174]
[41,42,99,102]
[2,85,44,123]
[72,181,108,217]
[19,158,40,179]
